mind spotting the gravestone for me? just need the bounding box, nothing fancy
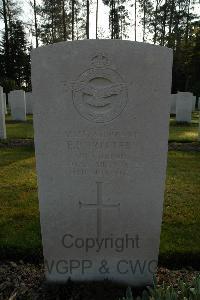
[3,93,7,114]
[32,40,173,286]
[176,92,193,123]
[170,94,176,114]
[26,92,33,114]
[0,86,6,139]
[8,93,11,108]
[10,90,26,121]
[192,95,196,111]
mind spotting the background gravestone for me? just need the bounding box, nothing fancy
[26,92,33,114]
[32,40,172,286]
[176,92,193,123]
[3,93,7,115]
[10,90,26,121]
[0,86,6,139]
[192,95,196,111]
[170,94,177,114]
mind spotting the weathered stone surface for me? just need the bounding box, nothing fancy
[26,92,33,114]
[32,40,172,286]
[3,93,7,114]
[10,90,26,121]
[192,95,196,111]
[176,92,193,123]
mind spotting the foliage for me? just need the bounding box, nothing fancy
[0,0,199,95]
[102,0,130,39]
[39,0,71,44]
[0,1,31,91]
[121,275,200,299]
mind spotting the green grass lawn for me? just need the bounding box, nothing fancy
[169,111,199,142]
[0,146,41,260]
[160,150,200,266]
[6,114,34,139]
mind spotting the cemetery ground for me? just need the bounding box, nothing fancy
[0,112,200,299]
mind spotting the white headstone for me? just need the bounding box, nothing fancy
[192,95,196,111]
[3,93,8,114]
[8,93,11,108]
[0,87,6,139]
[10,90,26,121]
[26,92,33,114]
[176,92,193,123]
[32,41,172,286]
[170,94,176,114]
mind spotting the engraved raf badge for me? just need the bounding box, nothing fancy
[73,53,128,123]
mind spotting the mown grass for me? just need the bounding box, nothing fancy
[169,111,199,142]
[5,114,34,139]
[0,146,41,259]
[160,150,200,267]
[0,146,199,265]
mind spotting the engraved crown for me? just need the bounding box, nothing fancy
[91,54,110,68]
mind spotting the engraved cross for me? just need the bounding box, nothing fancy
[79,182,120,238]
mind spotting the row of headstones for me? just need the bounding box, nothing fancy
[0,88,33,139]
[170,92,199,123]
[2,89,33,120]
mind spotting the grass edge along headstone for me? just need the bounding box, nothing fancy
[0,86,6,139]
[32,40,173,286]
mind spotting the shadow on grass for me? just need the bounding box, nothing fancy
[158,253,200,269]
[6,120,33,124]
[170,121,198,127]
[0,146,35,167]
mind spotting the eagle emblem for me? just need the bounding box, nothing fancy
[73,54,128,123]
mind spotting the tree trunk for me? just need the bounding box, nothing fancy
[86,0,89,39]
[75,6,79,39]
[168,0,175,48]
[33,0,39,47]
[62,0,67,40]
[51,11,55,42]
[185,0,190,45]
[72,0,75,40]
[134,0,137,41]
[143,0,146,42]
[2,0,9,77]
[153,0,160,44]
[161,0,167,46]
[96,0,99,39]
[111,0,114,39]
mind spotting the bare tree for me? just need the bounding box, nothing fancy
[33,0,39,47]
[86,0,89,38]
[72,0,75,40]
[153,0,162,44]
[96,0,98,38]
[2,0,9,62]
[134,0,137,41]
[61,0,67,40]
